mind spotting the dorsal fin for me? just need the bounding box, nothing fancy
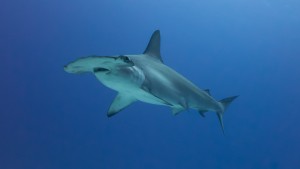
[203,89,211,96]
[143,30,163,62]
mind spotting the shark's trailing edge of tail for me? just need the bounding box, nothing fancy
[217,96,239,134]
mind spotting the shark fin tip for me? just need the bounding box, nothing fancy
[217,112,225,135]
[107,112,116,118]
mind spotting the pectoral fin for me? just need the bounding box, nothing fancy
[107,93,136,117]
[172,107,185,115]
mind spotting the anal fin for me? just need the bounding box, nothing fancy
[107,93,136,117]
[198,110,208,118]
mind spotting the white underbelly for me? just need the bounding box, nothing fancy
[133,89,167,106]
[95,75,166,106]
[94,66,167,106]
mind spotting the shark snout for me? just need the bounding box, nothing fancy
[64,65,70,72]
[64,65,68,70]
[64,64,87,74]
[64,55,134,74]
[64,65,76,73]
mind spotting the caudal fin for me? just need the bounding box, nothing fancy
[217,96,239,134]
[219,96,239,111]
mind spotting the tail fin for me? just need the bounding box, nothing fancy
[217,96,239,134]
[219,96,239,111]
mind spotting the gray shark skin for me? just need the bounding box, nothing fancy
[64,30,238,133]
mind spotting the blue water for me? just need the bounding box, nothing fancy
[1,0,300,168]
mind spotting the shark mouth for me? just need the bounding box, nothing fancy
[93,67,110,73]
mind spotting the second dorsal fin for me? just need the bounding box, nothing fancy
[203,89,211,96]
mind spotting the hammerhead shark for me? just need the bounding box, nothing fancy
[64,30,238,133]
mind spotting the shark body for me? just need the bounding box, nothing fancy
[64,30,238,133]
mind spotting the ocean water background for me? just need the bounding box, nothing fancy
[1,0,300,168]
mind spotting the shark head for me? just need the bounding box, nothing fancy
[64,55,134,74]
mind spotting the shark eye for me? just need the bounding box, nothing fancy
[120,56,131,63]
